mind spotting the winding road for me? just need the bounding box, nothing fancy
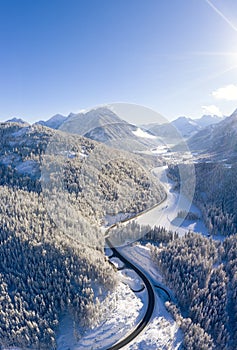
[105,165,206,350]
[105,169,178,350]
[105,191,172,350]
[106,237,155,350]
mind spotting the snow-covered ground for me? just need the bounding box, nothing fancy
[58,241,183,350]
[103,212,134,227]
[110,257,124,269]
[132,166,208,237]
[125,313,181,350]
[56,235,184,349]
[119,244,163,286]
[103,166,208,239]
[132,128,157,139]
[57,282,146,350]
[118,244,183,349]
[151,145,169,154]
[119,269,144,291]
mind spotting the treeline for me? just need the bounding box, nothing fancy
[168,163,237,236]
[177,210,200,220]
[151,231,237,349]
[108,221,178,246]
[143,225,178,243]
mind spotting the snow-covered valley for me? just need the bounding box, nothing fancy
[135,165,208,237]
[57,164,209,349]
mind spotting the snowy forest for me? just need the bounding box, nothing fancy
[0,122,165,348]
[1,121,237,349]
[108,216,237,349]
[168,163,237,236]
[151,232,237,350]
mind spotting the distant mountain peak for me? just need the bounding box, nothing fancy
[35,114,67,129]
[175,116,191,122]
[58,106,159,151]
[6,117,28,125]
[60,106,127,136]
[188,107,237,162]
[68,106,116,119]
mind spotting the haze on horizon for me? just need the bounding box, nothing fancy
[0,0,237,124]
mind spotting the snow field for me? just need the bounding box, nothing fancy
[57,282,145,350]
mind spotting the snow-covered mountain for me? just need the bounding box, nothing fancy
[143,114,223,142]
[59,107,158,151]
[28,107,159,152]
[0,120,164,210]
[188,108,237,161]
[195,114,223,128]
[172,116,201,138]
[6,117,29,125]
[6,109,224,152]
[61,107,129,135]
[35,114,67,129]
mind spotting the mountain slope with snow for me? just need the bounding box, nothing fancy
[143,114,223,143]
[35,114,67,129]
[59,107,159,151]
[6,117,29,125]
[188,109,237,161]
[195,114,223,128]
[172,116,200,137]
[0,121,166,349]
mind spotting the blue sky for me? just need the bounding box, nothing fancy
[0,0,237,123]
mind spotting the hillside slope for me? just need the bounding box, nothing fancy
[188,109,237,161]
[143,114,223,143]
[0,121,165,348]
[36,114,67,129]
[55,107,159,151]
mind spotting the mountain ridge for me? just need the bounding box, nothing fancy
[188,109,237,161]
[142,114,224,141]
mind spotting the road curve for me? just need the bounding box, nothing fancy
[105,188,171,349]
[106,237,155,350]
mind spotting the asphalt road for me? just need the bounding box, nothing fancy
[105,189,172,349]
[106,237,155,350]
